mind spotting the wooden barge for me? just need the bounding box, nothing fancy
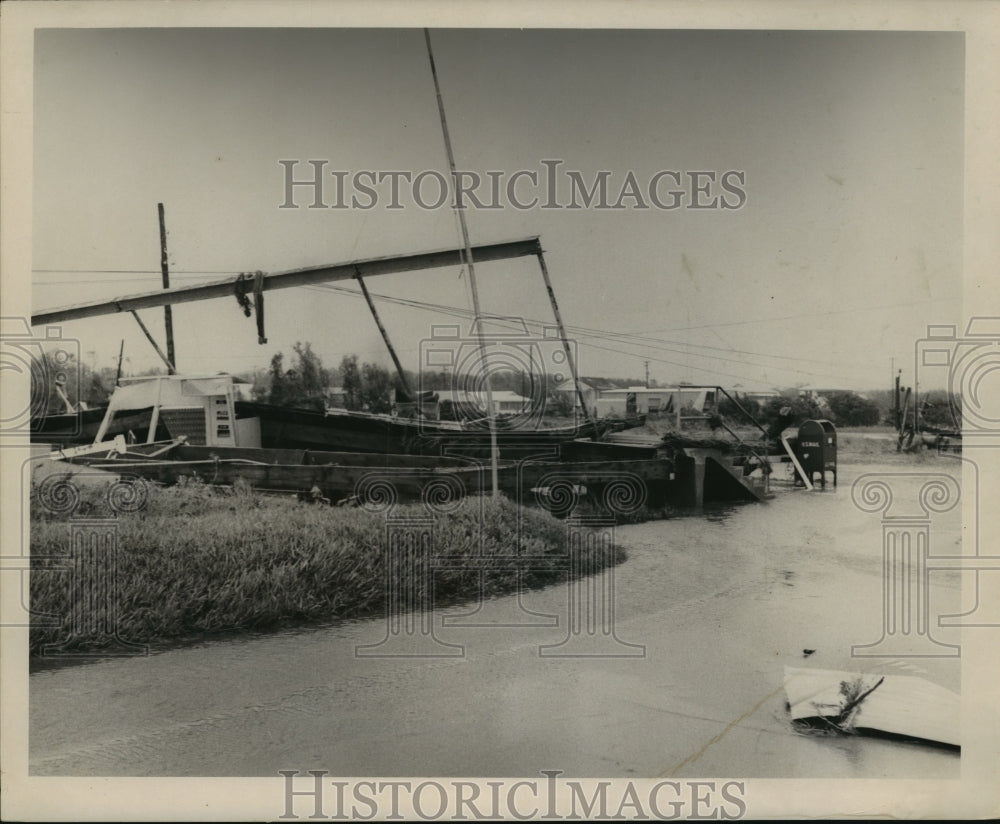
[43,374,770,509]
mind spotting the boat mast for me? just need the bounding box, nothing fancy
[354,270,413,399]
[424,29,499,497]
[129,310,176,373]
[535,249,592,425]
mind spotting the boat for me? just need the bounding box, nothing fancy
[54,438,494,503]
[29,33,772,512]
[28,370,644,453]
[30,404,161,444]
[52,436,678,510]
[784,666,959,749]
[40,370,777,508]
[38,372,626,457]
[40,372,678,505]
[240,399,618,457]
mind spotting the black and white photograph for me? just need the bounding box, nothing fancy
[2,1,999,820]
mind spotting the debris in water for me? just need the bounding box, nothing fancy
[783,666,960,749]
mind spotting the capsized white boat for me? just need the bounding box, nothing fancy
[783,666,960,748]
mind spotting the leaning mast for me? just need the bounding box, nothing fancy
[424,29,500,497]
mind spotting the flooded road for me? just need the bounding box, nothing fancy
[29,460,965,778]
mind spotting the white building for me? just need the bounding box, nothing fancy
[551,378,607,417]
[438,389,532,415]
[594,386,717,419]
[731,388,781,406]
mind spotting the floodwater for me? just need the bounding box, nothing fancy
[28,458,966,778]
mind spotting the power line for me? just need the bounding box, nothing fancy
[635,297,956,335]
[86,278,860,384]
[302,282,859,384]
[35,267,904,385]
[35,276,237,286]
[33,269,240,275]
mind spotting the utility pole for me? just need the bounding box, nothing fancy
[157,203,176,373]
[115,339,125,387]
[645,361,650,389]
[894,369,902,431]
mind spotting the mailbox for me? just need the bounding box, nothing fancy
[795,419,837,488]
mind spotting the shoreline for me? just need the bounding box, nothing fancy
[28,454,963,778]
[27,425,951,664]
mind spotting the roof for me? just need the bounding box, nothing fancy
[553,377,623,392]
[736,388,781,397]
[553,377,593,391]
[600,386,711,395]
[439,390,531,404]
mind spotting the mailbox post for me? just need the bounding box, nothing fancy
[795,419,837,489]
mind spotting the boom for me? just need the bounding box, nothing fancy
[32,237,542,326]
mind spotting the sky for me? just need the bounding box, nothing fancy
[30,27,964,392]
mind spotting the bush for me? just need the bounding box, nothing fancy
[29,483,624,653]
[824,391,881,427]
[758,396,823,429]
[717,394,761,424]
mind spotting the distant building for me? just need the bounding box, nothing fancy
[217,373,255,402]
[795,386,850,413]
[733,387,781,406]
[491,391,533,414]
[325,385,348,408]
[438,389,532,416]
[551,378,614,417]
[806,387,867,400]
[595,386,717,418]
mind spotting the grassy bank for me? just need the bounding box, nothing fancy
[834,426,954,464]
[30,478,623,654]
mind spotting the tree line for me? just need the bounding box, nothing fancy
[719,388,958,430]
[30,344,961,430]
[256,343,595,414]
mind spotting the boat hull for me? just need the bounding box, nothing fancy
[53,442,674,510]
[239,402,615,457]
[30,406,159,444]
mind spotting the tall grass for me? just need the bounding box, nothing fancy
[29,478,624,654]
[834,428,940,464]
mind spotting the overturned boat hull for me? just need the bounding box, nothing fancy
[50,440,675,510]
